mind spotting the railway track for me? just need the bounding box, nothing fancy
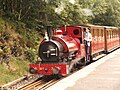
[0,74,41,90]
[19,78,60,90]
[1,74,61,90]
[36,79,59,90]
[19,80,43,90]
[18,74,63,90]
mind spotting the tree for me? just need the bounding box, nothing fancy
[92,0,120,26]
[1,0,120,28]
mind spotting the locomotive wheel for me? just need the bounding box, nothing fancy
[68,62,75,73]
[80,57,86,66]
[68,57,87,73]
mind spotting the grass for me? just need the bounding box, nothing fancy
[0,58,30,86]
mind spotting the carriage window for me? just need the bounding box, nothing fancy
[112,30,114,38]
[109,31,110,38]
[107,31,109,39]
[110,31,112,38]
[99,29,101,37]
[101,29,104,37]
[91,29,94,36]
[114,30,116,37]
[117,30,119,37]
[94,29,97,36]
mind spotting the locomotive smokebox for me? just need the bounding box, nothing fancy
[38,40,64,62]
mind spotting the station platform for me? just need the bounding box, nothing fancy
[46,48,120,90]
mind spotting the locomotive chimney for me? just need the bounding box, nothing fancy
[46,25,53,40]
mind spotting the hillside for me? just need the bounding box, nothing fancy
[0,18,42,85]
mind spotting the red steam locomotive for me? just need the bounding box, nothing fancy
[29,24,120,76]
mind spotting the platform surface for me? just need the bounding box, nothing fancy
[46,48,120,90]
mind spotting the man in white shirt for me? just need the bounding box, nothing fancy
[84,28,92,62]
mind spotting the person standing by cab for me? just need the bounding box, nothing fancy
[84,28,92,62]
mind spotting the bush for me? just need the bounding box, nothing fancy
[25,48,38,62]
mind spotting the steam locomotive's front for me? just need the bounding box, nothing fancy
[29,25,81,76]
[29,26,67,75]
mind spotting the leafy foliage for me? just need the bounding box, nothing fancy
[1,0,120,27]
